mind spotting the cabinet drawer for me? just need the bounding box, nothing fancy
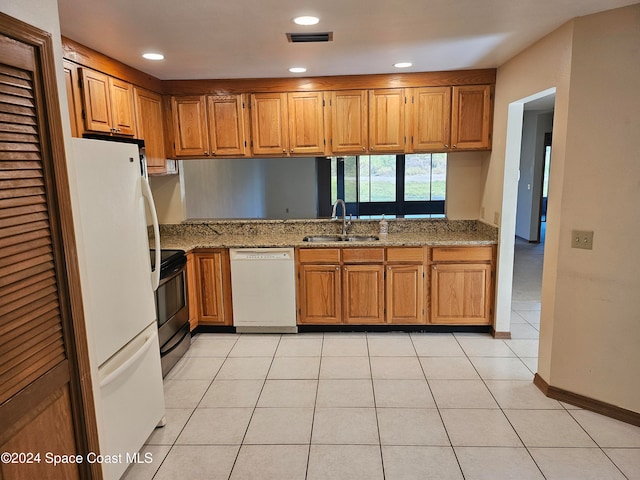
[297,248,341,264]
[342,248,385,263]
[386,247,425,263]
[431,246,493,262]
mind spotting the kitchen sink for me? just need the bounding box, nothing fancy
[302,235,379,243]
[302,235,343,242]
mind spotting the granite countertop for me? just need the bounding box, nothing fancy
[153,219,498,252]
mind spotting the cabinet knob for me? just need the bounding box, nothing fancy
[433,265,437,270]
[344,267,347,271]
[290,149,294,153]
[452,144,457,148]
[362,147,366,151]
[211,151,215,155]
[283,149,287,153]
[336,267,340,271]
[116,128,122,133]
[204,151,208,155]
[445,144,449,148]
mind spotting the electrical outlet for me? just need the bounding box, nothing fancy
[494,211,500,225]
[571,230,594,250]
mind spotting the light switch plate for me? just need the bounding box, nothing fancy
[571,230,594,250]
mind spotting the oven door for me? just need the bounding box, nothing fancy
[156,263,188,347]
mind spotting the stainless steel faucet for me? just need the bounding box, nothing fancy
[331,199,351,235]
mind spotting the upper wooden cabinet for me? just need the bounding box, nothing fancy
[79,68,135,136]
[451,85,492,150]
[287,91,326,155]
[171,94,249,158]
[134,88,173,175]
[251,93,289,156]
[368,89,407,153]
[207,95,249,156]
[171,96,208,156]
[409,86,452,152]
[329,90,368,154]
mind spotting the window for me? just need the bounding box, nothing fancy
[329,153,446,217]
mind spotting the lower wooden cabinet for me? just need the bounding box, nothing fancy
[187,250,233,327]
[297,247,425,325]
[429,246,494,325]
[386,264,425,324]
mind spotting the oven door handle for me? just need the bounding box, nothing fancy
[141,176,161,291]
[160,324,191,356]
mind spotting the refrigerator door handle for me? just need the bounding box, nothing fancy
[99,329,157,388]
[141,176,161,291]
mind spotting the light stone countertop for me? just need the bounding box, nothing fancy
[153,219,498,252]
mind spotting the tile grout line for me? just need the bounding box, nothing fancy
[304,334,324,480]
[366,332,387,480]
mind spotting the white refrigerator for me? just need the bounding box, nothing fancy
[69,138,165,480]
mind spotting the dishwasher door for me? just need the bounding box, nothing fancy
[230,248,297,333]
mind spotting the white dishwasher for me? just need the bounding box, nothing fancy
[230,248,298,333]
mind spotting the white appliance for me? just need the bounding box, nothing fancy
[230,248,297,333]
[69,138,164,480]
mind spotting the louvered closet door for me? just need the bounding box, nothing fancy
[0,54,66,406]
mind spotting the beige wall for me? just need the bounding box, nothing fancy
[491,4,640,413]
[446,151,487,220]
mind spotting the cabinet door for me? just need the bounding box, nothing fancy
[251,93,289,156]
[194,252,231,325]
[368,89,406,152]
[298,265,341,324]
[207,95,248,156]
[386,265,425,324]
[109,77,136,136]
[287,91,325,155]
[172,96,209,157]
[79,68,112,134]
[430,263,491,324]
[343,265,385,324]
[330,90,368,154]
[134,88,167,173]
[410,87,451,151]
[451,85,492,150]
[63,62,81,137]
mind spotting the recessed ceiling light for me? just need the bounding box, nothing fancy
[394,62,412,68]
[289,67,307,73]
[142,53,164,61]
[293,16,319,26]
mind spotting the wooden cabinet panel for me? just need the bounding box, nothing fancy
[134,87,169,174]
[207,94,248,156]
[298,248,341,264]
[386,264,424,324]
[109,77,136,136]
[386,247,425,263]
[343,265,385,324]
[63,62,80,137]
[288,91,325,155]
[369,89,406,152]
[298,264,341,324]
[430,263,491,324]
[193,251,232,325]
[451,85,492,150]
[172,95,209,157]
[330,90,368,153]
[80,68,112,134]
[251,92,289,155]
[410,86,451,151]
[342,248,384,263]
[431,246,493,262]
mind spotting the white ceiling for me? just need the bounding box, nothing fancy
[57,0,637,80]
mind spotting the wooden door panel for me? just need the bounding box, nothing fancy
[207,95,246,156]
[251,93,288,155]
[288,91,324,155]
[196,253,226,323]
[431,263,491,324]
[330,90,368,154]
[134,88,166,172]
[451,85,492,150]
[79,68,111,133]
[172,96,209,157]
[108,77,135,136]
[386,265,424,324]
[298,265,341,324]
[369,89,406,152]
[343,265,384,324]
[411,86,451,151]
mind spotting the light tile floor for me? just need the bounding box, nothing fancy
[124,230,640,479]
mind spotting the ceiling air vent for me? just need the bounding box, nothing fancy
[286,32,333,43]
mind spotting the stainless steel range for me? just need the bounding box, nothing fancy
[150,249,190,376]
